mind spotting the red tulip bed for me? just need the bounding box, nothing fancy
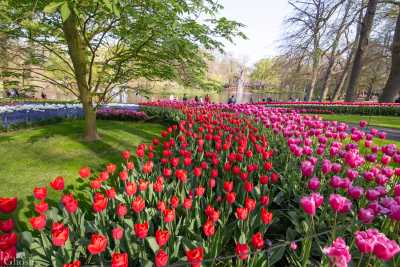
[0,101,399,267]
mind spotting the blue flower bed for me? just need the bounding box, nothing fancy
[0,103,140,130]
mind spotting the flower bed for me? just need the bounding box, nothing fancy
[0,103,140,130]
[1,101,399,266]
[256,101,400,116]
[0,103,84,130]
[97,108,149,121]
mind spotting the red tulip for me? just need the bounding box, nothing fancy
[155,229,170,247]
[134,221,148,239]
[261,208,273,224]
[0,197,17,214]
[106,188,116,199]
[90,179,102,190]
[79,166,91,178]
[87,233,108,255]
[153,181,164,193]
[131,196,145,213]
[34,200,49,214]
[245,197,256,211]
[106,164,116,174]
[139,179,149,191]
[223,181,234,192]
[260,195,270,206]
[119,170,128,181]
[51,223,69,247]
[125,182,137,196]
[112,227,124,240]
[203,220,215,237]
[50,176,65,191]
[193,167,202,177]
[64,260,81,267]
[121,150,131,160]
[175,169,188,183]
[33,186,47,200]
[260,175,269,185]
[0,246,16,266]
[0,232,17,250]
[142,161,154,174]
[116,203,128,217]
[195,186,205,197]
[271,172,279,183]
[157,201,166,212]
[235,243,249,260]
[93,193,108,212]
[29,214,46,231]
[126,161,134,170]
[226,192,236,204]
[155,249,169,267]
[252,232,264,250]
[111,252,128,267]
[99,171,109,181]
[183,198,193,209]
[61,194,78,213]
[235,207,248,221]
[186,247,204,267]
[170,196,179,208]
[0,218,14,232]
[163,209,175,223]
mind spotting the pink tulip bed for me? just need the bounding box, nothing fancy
[0,101,399,267]
[257,101,400,116]
[97,108,149,121]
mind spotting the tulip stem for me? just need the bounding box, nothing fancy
[356,253,363,267]
[99,254,104,267]
[331,212,337,240]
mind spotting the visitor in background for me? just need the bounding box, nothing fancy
[249,96,254,103]
[41,91,47,99]
[182,94,188,101]
[205,94,210,103]
[395,95,400,103]
[200,97,204,103]
[195,95,199,102]
[169,94,174,101]
[228,95,236,104]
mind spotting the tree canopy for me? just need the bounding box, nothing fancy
[1,0,244,139]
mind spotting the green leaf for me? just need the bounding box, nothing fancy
[145,237,159,253]
[268,245,286,265]
[43,1,64,13]
[112,0,120,17]
[60,2,71,21]
[286,228,297,241]
[102,0,112,10]
[20,231,33,248]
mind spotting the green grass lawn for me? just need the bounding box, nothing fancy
[0,120,164,228]
[318,114,400,129]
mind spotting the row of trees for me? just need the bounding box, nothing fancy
[0,0,244,140]
[251,0,400,102]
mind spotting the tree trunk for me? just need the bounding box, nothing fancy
[320,0,352,101]
[365,81,374,101]
[333,68,351,101]
[379,6,400,102]
[62,9,99,141]
[306,35,321,101]
[0,33,10,95]
[345,0,378,102]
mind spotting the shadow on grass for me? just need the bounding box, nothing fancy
[1,119,166,228]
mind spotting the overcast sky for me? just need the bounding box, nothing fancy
[217,0,290,65]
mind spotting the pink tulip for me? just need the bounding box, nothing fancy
[308,177,320,191]
[357,208,375,224]
[323,237,351,267]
